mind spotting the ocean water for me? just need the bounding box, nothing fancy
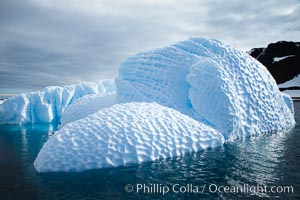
[0,104,300,200]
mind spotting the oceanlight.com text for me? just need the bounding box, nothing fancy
[125,183,294,196]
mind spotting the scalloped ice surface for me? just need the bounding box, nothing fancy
[116,38,295,140]
[0,80,115,124]
[34,102,225,172]
[60,93,116,126]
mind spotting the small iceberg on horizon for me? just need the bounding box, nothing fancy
[0,37,295,172]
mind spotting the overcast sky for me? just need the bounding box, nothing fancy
[0,0,299,93]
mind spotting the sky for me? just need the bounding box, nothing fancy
[0,0,299,94]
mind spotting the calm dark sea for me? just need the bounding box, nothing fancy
[0,103,300,200]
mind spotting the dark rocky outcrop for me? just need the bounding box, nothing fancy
[248,41,300,84]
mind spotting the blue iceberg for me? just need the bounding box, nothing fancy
[116,38,294,140]
[0,80,115,124]
[0,38,295,172]
[34,102,225,172]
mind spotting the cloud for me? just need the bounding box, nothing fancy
[0,0,299,92]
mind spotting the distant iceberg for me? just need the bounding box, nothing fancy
[0,80,115,124]
[0,38,295,172]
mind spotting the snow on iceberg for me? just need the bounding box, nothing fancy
[0,80,115,124]
[116,37,295,140]
[60,93,116,126]
[34,102,225,172]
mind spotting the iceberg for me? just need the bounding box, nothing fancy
[280,92,294,115]
[34,102,225,172]
[0,80,115,124]
[60,93,116,126]
[116,38,295,140]
[0,37,295,172]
